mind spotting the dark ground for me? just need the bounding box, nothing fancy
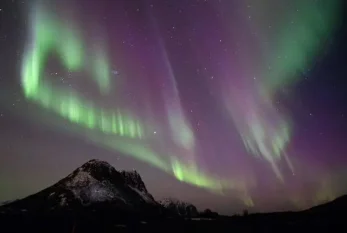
[0,206,346,233]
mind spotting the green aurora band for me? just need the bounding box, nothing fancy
[21,4,239,193]
[226,1,341,180]
[21,6,142,139]
[260,1,341,94]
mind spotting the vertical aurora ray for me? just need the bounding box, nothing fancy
[149,10,196,162]
[162,54,195,155]
[222,0,341,181]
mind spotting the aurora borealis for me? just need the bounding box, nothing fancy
[1,0,347,214]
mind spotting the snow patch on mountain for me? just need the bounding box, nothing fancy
[160,198,181,208]
[64,170,126,205]
[49,192,55,197]
[60,196,67,206]
[66,171,96,188]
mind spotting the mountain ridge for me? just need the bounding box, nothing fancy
[0,159,161,216]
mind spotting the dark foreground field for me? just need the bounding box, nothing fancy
[1,207,346,233]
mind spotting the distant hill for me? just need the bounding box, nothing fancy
[159,197,199,218]
[306,194,347,214]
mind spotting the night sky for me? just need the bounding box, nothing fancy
[1,0,347,215]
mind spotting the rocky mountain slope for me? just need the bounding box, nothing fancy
[0,159,160,216]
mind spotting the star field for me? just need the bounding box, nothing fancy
[0,0,347,214]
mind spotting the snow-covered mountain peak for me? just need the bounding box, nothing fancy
[62,159,124,187]
[0,159,161,216]
[80,159,115,174]
[56,159,157,205]
[65,171,96,188]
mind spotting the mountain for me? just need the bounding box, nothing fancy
[0,159,160,217]
[159,198,199,218]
